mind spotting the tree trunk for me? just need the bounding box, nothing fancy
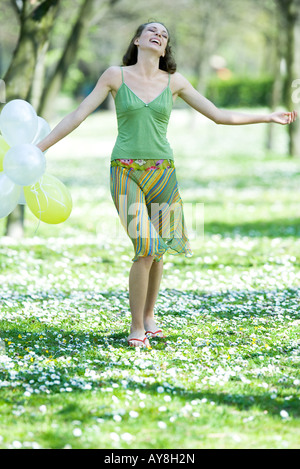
[38,0,97,119]
[276,0,300,157]
[266,12,285,151]
[290,3,300,156]
[3,0,60,102]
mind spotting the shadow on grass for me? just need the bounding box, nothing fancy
[105,378,300,419]
[202,219,300,238]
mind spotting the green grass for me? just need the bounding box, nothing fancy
[0,107,300,449]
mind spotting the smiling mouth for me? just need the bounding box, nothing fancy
[150,38,161,46]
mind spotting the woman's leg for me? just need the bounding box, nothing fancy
[110,165,170,345]
[143,258,164,336]
[128,255,154,347]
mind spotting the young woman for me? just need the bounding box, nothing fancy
[37,21,297,348]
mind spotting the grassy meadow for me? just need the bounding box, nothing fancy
[0,104,300,449]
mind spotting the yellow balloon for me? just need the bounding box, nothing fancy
[0,135,10,172]
[24,173,72,224]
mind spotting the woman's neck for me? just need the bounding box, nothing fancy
[134,51,161,79]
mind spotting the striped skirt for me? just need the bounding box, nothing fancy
[110,159,193,262]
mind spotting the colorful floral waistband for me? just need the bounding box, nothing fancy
[111,158,175,171]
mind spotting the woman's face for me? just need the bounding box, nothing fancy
[135,23,169,57]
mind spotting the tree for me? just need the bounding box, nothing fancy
[275,0,300,157]
[4,0,60,101]
[38,0,109,118]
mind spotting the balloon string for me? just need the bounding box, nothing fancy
[39,182,68,209]
[29,176,68,234]
[30,183,42,235]
[33,215,41,235]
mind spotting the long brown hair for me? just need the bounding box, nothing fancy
[122,22,177,74]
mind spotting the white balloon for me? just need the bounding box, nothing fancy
[0,172,21,218]
[0,99,38,146]
[3,143,46,186]
[31,116,51,146]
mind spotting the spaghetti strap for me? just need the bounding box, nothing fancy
[120,67,124,83]
[168,73,171,86]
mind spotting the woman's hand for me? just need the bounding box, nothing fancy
[269,110,298,125]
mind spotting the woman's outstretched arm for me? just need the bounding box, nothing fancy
[36,67,119,152]
[174,72,297,126]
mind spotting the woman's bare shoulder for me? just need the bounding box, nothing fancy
[101,65,122,80]
[98,66,122,91]
[172,71,189,85]
[171,71,191,94]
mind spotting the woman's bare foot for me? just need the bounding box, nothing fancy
[127,329,150,348]
[144,318,165,338]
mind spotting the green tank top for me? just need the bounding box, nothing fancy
[111,68,174,161]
